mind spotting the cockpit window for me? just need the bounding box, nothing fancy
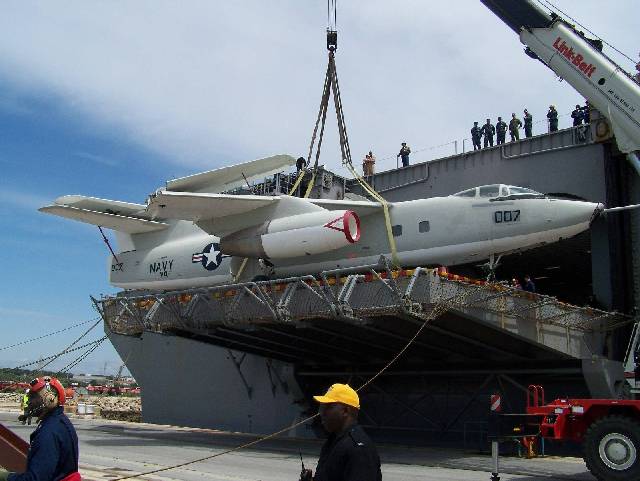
[454,185,544,199]
[508,186,542,195]
[479,185,501,198]
[453,188,477,197]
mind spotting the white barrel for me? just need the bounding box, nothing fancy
[85,404,95,415]
[77,403,86,415]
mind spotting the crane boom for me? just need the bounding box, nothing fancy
[481,0,640,156]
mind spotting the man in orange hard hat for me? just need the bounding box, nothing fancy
[0,377,80,481]
[300,383,381,481]
[363,151,375,176]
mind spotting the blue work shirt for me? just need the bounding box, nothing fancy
[314,424,381,481]
[8,407,79,481]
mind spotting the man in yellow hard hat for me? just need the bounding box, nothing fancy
[301,383,381,481]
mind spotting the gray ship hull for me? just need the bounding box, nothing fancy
[107,328,308,437]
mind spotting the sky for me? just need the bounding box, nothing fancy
[0,0,637,375]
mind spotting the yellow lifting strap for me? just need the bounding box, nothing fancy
[303,171,317,198]
[286,168,318,198]
[232,257,249,283]
[287,170,305,196]
[344,162,400,267]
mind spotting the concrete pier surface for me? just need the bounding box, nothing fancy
[1,411,596,481]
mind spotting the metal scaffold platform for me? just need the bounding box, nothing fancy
[95,258,625,370]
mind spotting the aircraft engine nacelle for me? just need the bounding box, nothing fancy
[220,210,361,259]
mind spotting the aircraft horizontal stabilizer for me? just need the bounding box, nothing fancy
[166,154,297,194]
[39,205,168,234]
[52,195,148,217]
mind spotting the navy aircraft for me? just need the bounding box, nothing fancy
[40,155,605,291]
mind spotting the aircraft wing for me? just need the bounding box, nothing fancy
[39,205,168,234]
[146,190,352,237]
[147,191,279,219]
[308,198,382,217]
[166,154,297,194]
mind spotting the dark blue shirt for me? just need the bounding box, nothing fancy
[523,280,536,293]
[8,407,78,481]
[314,424,382,481]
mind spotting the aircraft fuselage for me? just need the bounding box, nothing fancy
[109,192,600,290]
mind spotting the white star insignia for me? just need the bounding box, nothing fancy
[202,247,219,267]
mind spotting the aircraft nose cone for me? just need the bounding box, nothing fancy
[556,200,602,227]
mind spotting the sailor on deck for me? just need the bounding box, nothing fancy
[523,109,533,138]
[496,117,508,145]
[509,113,522,142]
[571,104,584,126]
[547,105,559,132]
[397,143,411,167]
[482,119,495,148]
[471,122,482,151]
[363,151,375,176]
[296,156,307,173]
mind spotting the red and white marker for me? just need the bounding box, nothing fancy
[490,393,502,413]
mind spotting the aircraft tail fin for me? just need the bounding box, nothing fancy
[166,154,297,193]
